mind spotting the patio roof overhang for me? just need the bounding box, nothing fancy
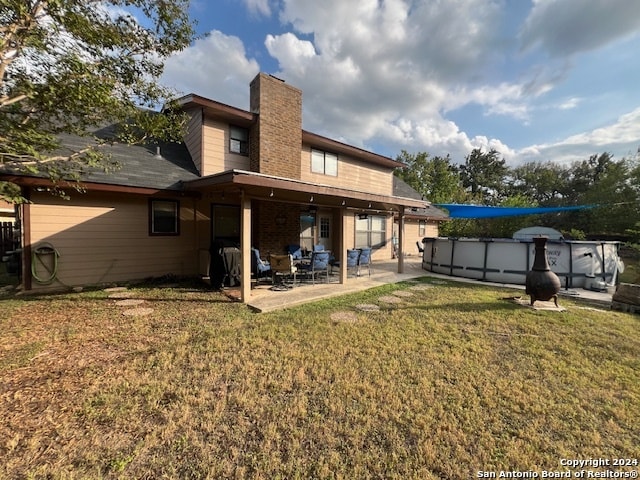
[182,169,427,212]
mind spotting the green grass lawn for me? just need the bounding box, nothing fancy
[1,278,639,479]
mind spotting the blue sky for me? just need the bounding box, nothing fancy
[159,0,640,166]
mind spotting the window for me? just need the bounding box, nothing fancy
[149,199,179,235]
[355,215,386,249]
[212,205,240,243]
[320,217,330,239]
[311,149,338,176]
[230,126,249,155]
[419,220,426,237]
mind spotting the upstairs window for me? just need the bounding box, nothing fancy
[149,199,180,236]
[230,126,249,155]
[311,149,338,176]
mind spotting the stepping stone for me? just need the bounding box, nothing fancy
[122,308,154,317]
[108,291,135,299]
[409,284,433,291]
[510,296,566,312]
[104,287,128,292]
[331,311,358,323]
[355,304,380,312]
[378,295,403,304]
[115,299,146,307]
[392,290,414,297]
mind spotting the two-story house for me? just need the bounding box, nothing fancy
[2,73,445,302]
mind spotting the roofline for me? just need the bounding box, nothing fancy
[174,94,255,126]
[302,130,404,169]
[395,211,450,221]
[183,169,426,209]
[0,175,199,197]
[173,94,404,169]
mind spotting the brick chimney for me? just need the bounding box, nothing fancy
[249,73,302,178]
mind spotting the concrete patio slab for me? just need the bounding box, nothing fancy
[228,256,613,313]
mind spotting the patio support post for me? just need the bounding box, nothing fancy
[22,188,32,291]
[240,191,251,302]
[339,207,348,285]
[398,208,405,274]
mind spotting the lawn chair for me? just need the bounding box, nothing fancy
[307,250,331,284]
[286,244,303,260]
[251,248,271,286]
[358,247,372,277]
[269,253,297,289]
[345,249,361,277]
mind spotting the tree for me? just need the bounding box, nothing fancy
[507,161,570,205]
[459,148,508,204]
[564,153,640,237]
[394,150,465,203]
[0,0,196,201]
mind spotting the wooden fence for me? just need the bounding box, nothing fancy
[1,222,14,257]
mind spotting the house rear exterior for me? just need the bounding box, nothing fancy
[2,73,447,301]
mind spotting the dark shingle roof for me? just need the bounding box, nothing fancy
[0,123,199,191]
[59,124,199,190]
[392,176,449,220]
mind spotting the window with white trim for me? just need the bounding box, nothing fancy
[311,149,338,176]
[320,217,330,238]
[419,220,426,237]
[230,126,249,155]
[355,215,386,248]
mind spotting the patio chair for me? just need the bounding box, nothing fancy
[346,248,361,277]
[358,247,372,277]
[251,248,271,286]
[286,244,303,260]
[313,244,325,252]
[306,250,331,284]
[416,241,424,253]
[269,253,297,289]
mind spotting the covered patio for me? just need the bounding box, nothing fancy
[184,169,427,304]
[238,256,426,312]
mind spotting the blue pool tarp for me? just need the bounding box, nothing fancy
[435,204,595,219]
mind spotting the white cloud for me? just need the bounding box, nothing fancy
[160,0,640,171]
[557,97,581,110]
[562,108,640,146]
[261,0,513,161]
[161,31,260,107]
[513,107,640,165]
[264,33,316,76]
[243,0,272,17]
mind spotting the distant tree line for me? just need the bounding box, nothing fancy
[395,148,640,242]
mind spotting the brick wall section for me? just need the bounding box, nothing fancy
[249,73,302,178]
[253,201,301,257]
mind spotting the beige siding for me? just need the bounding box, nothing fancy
[28,192,199,291]
[300,144,393,195]
[425,222,439,238]
[201,118,250,175]
[184,108,203,175]
[193,198,213,274]
[398,220,440,256]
